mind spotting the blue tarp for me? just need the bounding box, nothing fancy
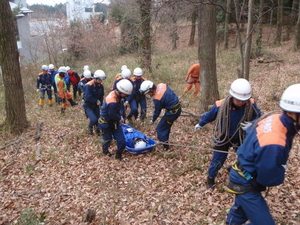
[121,123,157,154]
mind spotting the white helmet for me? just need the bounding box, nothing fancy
[83,65,89,71]
[140,80,154,94]
[48,64,55,70]
[134,138,147,149]
[58,66,67,73]
[116,79,133,95]
[94,70,106,80]
[280,84,300,113]
[229,78,252,101]
[121,65,128,71]
[83,70,92,79]
[121,68,131,79]
[65,66,70,71]
[133,67,143,76]
[41,65,48,70]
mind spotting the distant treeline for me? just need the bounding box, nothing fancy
[28,4,67,18]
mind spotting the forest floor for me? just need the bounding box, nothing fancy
[1,24,300,224]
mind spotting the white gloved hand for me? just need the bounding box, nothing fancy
[51,86,54,91]
[36,89,40,92]
[120,116,124,123]
[240,121,252,131]
[194,124,202,131]
[149,120,154,125]
[124,101,129,107]
[97,100,101,106]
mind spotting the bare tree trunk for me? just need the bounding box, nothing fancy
[188,6,198,46]
[255,0,264,57]
[243,0,254,80]
[138,0,152,73]
[274,0,283,45]
[224,0,231,49]
[0,0,29,133]
[233,0,244,78]
[294,0,300,50]
[285,0,298,41]
[171,13,178,50]
[198,0,219,113]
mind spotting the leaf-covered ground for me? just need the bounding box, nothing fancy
[1,30,300,224]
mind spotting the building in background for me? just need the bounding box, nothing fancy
[9,0,33,64]
[66,0,105,23]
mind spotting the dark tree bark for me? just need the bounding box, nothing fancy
[138,0,152,73]
[224,0,231,49]
[274,0,283,45]
[198,0,219,113]
[188,6,198,46]
[243,0,254,80]
[285,0,298,41]
[0,0,29,133]
[255,0,264,57]
[294,0,300,50]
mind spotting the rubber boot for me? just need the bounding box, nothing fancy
[207,176,215,189]
[115,152,122,160]
[88,126,93,135]
[163,144,169,151]
[39,99,44,106]
[48,99,54,106]
[103,148,113,157]
[61,107,66,114]
[68,99,78,106]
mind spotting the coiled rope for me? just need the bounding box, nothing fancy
[212,96,259,147]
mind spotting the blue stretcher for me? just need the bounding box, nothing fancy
[121,123,157,154]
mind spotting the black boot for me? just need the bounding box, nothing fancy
[68,99,78,106]
[115,152,122,160]
[88,126,93,135]
[103,149,113,157]
[207,176,215,189]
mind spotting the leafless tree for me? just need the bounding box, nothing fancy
[0,0,29,133]
[198,0,219,113]
[274,0,283,45]
[137,0,152,72]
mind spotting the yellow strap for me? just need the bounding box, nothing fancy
[232,162,247,179]
[225,187,244,195]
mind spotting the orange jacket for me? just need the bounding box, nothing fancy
[185,63,200,81]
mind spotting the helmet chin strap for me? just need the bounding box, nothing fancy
[295,113,300,132]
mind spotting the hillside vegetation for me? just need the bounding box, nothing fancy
[0,25,300,224]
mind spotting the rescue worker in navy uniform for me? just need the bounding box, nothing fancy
[194,78,261,189]
[36,65,53,107]
[83,70,106,135]
[112,68,131,91]
[139,80,181,150]
[125,67,147,122]
[99,79,133,160]
[48,64,59,103]
[78,70,93,99]
[225,84,300,225]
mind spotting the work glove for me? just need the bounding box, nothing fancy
[96,100,101,106]
[124,101,129,107]
[194,124,202,131]
[36,89,39,92]
[240,121,252,131]
[149,120,154,125]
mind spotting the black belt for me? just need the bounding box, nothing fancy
[167,102,181,113]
